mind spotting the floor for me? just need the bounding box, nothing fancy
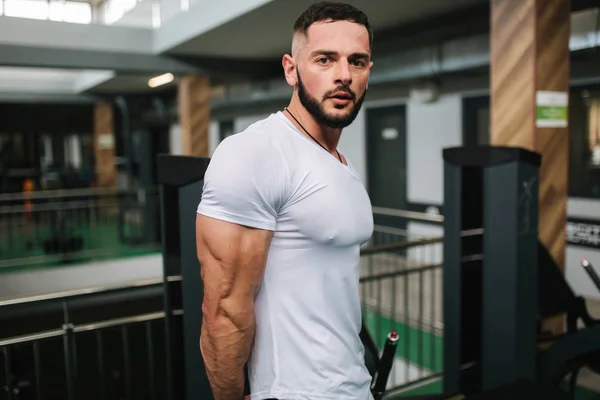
[0,215,160,271]
[0,253,163,301]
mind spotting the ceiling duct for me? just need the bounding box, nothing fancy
[211,8,600,111]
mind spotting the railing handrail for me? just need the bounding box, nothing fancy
[0,275,181,308]
[1,236,444,307]
[359,262,442,283]
[360,236,444,255]
[371,206,444,223]
[0,309,183,347]
[0,186,159,202]
[0,199,122,214]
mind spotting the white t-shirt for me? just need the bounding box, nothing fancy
[197,111,375,400]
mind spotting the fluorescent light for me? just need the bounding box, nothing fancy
[148,73,174,88]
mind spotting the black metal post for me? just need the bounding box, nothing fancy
[62,300,76,400]
[481,151,540,390]
[157,154,211,400]
[442,157,463,396]
[442,145,541,396]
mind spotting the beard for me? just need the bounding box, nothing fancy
[297,72,367,129]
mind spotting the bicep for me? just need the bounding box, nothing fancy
[196,214,273,324]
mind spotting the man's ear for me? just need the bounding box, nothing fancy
[366,61,374,89]
[282,54,298,86]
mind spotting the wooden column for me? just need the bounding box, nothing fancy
[93,102,117,188]
[490,0,571,331]
[178,74,211,157]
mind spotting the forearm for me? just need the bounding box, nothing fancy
[200,313,255,400]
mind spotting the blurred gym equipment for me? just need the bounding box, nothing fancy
[437,145,600,399]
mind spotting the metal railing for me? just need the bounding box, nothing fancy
[359,232,444,393]
[0,276,181,400]
[0,206,447,398]
[369,205,444,245]
[0,187,161,269]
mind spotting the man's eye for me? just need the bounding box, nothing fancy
[351,59,365,67]
[317,57,329,64]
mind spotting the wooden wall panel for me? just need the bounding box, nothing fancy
[490,0,536,150]
[534,0,571,273]
[491,0,571,332]
[178,75,211,157]
[93,102,116,188]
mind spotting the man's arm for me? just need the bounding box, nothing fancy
[196,213,273,400]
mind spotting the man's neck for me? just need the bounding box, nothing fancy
[284,99,342,153]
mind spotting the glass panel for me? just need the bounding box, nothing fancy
[569,87,600,198]
[3,0,48,19]
[2,0,91,23]
[49,1,92,24]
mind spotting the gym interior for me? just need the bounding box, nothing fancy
[1,0,600,398]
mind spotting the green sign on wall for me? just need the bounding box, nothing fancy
[536,91,568,128]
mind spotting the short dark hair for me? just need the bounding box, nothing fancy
[293,2,373,50]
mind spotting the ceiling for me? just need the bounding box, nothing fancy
[0,0,530,99]
[1,0,598,101]
[0,66,97,94]
[90,0,489,93]
[167,0,488,58]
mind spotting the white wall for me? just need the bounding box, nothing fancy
[404,95,463,263]
[406,95,462,205]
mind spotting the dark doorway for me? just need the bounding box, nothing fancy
[463,95,490,146]
[366,105,407,244]
[219,120,235,142]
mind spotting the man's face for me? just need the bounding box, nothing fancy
[293,20,373,129]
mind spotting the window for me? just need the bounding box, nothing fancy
[462,95,490,147]
[569,85,600,199]
[0,0,92,24]
[103,0,136,24]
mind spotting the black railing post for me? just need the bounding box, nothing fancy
[62,300,76,400]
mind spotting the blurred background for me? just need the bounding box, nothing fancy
[0,0,600,399]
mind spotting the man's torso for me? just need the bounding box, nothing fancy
[198,112,375,400]
[246,113,374,400]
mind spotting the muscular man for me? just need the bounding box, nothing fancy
[196,2,375,399]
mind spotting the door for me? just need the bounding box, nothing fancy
[366,105,407,244]
[219,120,235,142]
[463,96,490,146]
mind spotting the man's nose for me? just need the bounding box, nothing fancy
[335,60,352,86]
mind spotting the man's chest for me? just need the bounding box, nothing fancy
[278,168,374,246]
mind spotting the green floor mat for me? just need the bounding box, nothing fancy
[0,216,160,272]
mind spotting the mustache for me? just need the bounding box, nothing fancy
[324,86,356,101]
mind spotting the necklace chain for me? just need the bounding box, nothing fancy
[284,107,342,163]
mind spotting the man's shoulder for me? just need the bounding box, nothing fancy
[216,113,286,156]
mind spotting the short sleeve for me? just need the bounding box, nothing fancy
[196,132,288,231]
